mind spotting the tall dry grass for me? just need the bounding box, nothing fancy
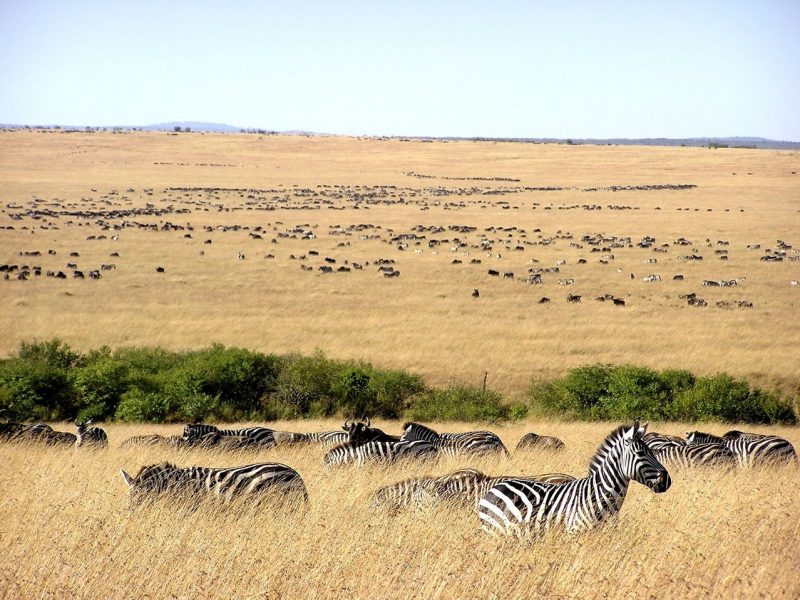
[1,420,798,599]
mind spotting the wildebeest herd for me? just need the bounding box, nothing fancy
[3,184,797,310]
[2,417,795,536]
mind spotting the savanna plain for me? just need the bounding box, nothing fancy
[1,131,799,598]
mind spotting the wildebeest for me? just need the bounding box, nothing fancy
[515,433,565,451]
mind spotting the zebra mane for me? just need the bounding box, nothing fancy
[588,424,637,474]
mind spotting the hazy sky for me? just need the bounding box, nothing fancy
[1,1,798,139]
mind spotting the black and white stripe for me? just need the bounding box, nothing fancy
[290,431,349,449]
[642,432,686,452]
[324,440,439,466]
[120,434,187,449]
[76,421,108,448]
[401,422,508,457]
[654,443,736,468]
[120,462,308,506]
[479,421,671,535]
[686,430,796,466]
[373,469,575,511]
[183,424,276,447]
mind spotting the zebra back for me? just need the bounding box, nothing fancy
[725,436,797,467]
[121,461,307,505]
[654,443,736,468]
[324,440,438,466]
[120,434,185,449]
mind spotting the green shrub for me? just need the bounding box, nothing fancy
[406,384,509,422]
[600,365,671,420]
[368,369,427,418]
[17,339,81,369]
[71,357,130,421]
[114,389,174,423]
[0,359,75,421]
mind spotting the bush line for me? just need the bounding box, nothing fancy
[0,340,795,425]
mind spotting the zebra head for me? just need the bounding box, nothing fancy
[120,462,179,506]
[620,421,671,493]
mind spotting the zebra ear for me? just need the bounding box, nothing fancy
[639,421,648,436]
[120,469,134,487]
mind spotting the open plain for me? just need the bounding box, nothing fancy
[1,130,799,396]
[1,132,800,598]
[1,420,799,599]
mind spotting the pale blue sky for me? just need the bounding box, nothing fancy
[1,1,798,139]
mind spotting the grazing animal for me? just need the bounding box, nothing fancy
[515,433,565,451]
[401,422,508,456]
[342,419,400,445]
[373,468,575,511]
[478,421,670,535]
[120,434,186,449]
[653,443,736,468]
[567,294,581,303]
[323,439,438,466]
[183,424,276,448]
[538,297,550,304]
[472,289,480,298]
[75,421,108,448]
[120,462,308,507]
[686,431,796,466]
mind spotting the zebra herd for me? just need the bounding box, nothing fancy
[2,418,796,536]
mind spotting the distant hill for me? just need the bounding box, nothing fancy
[0,122,797,148]
[142,121,241,133]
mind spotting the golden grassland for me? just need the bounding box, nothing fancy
[1,131,800,396]
[0,420,798,599]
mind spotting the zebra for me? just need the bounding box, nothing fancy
[373,469,576,512]
[653,443,736,468]
[323,439,439,466]
[434,468,575,508]
[478,421,671,535]
[285,431,348,449]
[686,431,796,466]
[400,422,508,456]
[120,434,186,449]
[183,424,276,447]
[515,433,565,451]
[76,421,108,448]
[120,462,308,507]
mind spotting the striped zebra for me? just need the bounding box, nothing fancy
[478,421,671,535]
[686,430,797,466]
[373,469,575,511]
[76,421,108,448]
[183,424,276,447]
[653,443,736,468]
[120,434,187,449]
[400,422,508,457]
[285,431,348,449]
[120,462,308,507]
[324,439,439,466]
[515,433,565,451]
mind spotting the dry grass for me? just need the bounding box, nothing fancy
[0,420,798,599]
[1,131,799,398]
